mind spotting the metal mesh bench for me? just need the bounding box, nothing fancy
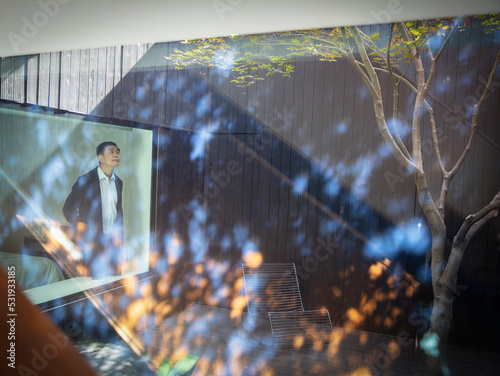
[242,263,332,347]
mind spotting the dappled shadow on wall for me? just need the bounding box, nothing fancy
[0,103,433,375]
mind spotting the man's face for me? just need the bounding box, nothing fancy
[98,145,120,168]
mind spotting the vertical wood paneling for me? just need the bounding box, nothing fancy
[467,209,485,349]
[209,69,234,262]
[248,132,262,256]
[241,130,255,242]
[338,50,358,326]
[205,132,220,260]
[440,32,460,211]
[110,46,122,119]
[263,74,280,263]
[361,26,383,332]
[328,59,347,325]
[302,58,321,309]
[86,48,98,113]
[255,132,271,258]
[453,25,475,217]
[484,219,500,348]
[226,141,241,262]
[152,43,168,127]
[58,50,71,109]
[165,42,179,126]
[1,25,499,349]
[265,138,280,263]
[478,28,499,210]
[93,47,106,114]
[250,62,271,260]
[1,57,15,101]
[14,56,26,103]
[236,74,254,253]
[216,134,229,261]
[37,53,50,106]
[224,71,244,259]
[116,45,135,120]
[399,81,418,223]
[318,60,336,312]
[276,149,292,264]
[26,55,38,104]
[288,56,305,268]
[48,52,60,108]
[275,71,292,264]
[99,46,115,118]
[78,49,89,113]
[353,64,372,330]
[68,49,81,112]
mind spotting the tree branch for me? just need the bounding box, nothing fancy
[386,23,408,161]
[448,49,500,179]
[443,190,500,284]
[386,23,398,93]
[344,26,420,173]
[395,22,432,88]
[428,107,447,176]
[350,27,383,94]
[341,27,378,97]
[424,19,461,94]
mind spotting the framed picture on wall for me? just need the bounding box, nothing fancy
[0,103,158,307]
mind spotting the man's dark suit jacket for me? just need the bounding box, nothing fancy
[63,167,123,277]
[63,167,123,230]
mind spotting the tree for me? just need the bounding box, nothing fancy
[165,15,500,375]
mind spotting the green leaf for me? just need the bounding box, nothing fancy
[158,357,173,376]
[170,354,200,376]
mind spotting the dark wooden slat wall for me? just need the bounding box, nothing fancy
[1,26,500,350]
[84,51,419,336]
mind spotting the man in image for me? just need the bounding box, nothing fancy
[63,141,124,278]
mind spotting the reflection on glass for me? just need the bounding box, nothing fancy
[0,107,153,304]
[1,12,498,376]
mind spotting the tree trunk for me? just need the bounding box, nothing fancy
[426,193,500,375]
[427,279,456,375]
[413,172,450,375]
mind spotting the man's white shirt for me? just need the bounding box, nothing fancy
[98,167,118,233]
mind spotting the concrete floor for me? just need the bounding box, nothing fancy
[74,304,500,375]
